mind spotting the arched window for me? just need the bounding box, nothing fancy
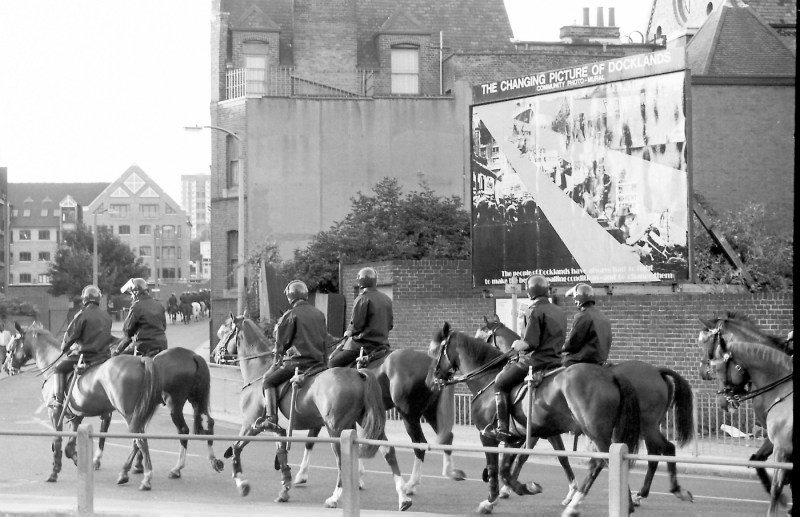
[391,44,420,95]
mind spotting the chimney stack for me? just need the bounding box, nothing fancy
[608,7,616,27]
[596,7,604,27]
[583,7,590,26]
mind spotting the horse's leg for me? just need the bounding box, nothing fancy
[377,431,413,510]
[133,448,143,474]
[768,446,790,517]
[294,427,321,485]
[273,440,292,503]
[200,412,223,472]
[118,439,139,485]
[325,436,344,508]
[476,435,501,514]
[167,400,190,479]
[400,415,427,495]
[751,439,775,494]
[93,412,112,470]
[135,435,153,491]
[563,450,619,517]
[435,429,466,481]
[64,416,85,466]
[223,424,259,496]
[47,409,64,483]
[633,432,692,505]
[501,438,547,499]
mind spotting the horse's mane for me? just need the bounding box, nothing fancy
[239,318,270,353]
[728,341,793,372]
[27,322,58,344]
[453,330,504,364]
[719,312,785,347]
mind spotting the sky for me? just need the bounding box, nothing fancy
[0,1,652,204]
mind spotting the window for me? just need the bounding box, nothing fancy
[177,247,182,259]
[243,40,268,96]
[23,209,30,217]
[227,230,239,289]
[19,230,31,240]
[38,252,51,261]
[110,204,129,217]
[226,135,240,189]
[118,225,131,235]
[19,252,31,262]
[140,204,158,218]
[161,225,176,239]
[139,225,151,235]
[161,267,176,279]
[391,46,420,95]
[41,209,49,216]
[139,246,151,257]
[11,209,17,217]
[163,246,176,259]
[38,230,50,240]
[38,273,51,284]
[19,273,32,283]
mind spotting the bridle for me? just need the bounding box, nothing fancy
[432,331,513,389]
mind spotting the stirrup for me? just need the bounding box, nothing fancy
[48,399,64,411]
[253,416,285,434]
[481,425,512,442]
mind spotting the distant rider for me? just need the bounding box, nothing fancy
[562,283,611,367]
[112,278,167,358]
[483,275,566,442]
[51,285,113,412]
[254,280,329,433]
[328,267,393,368]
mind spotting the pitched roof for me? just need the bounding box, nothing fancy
[88,164,183,215]
[687,0,796,76]
[9,182,109,227]
[745,0,796,26]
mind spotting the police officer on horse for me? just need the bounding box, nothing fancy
[51,285,113,412]
[483,275,566,442]
[328,267,393,368]
[254,280,330,433]
[112,278,167,357]
[562,283,611,367]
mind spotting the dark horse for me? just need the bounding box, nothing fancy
[214,315,466,494]
[430,322,641,516]
[167,299,179,324]
[179,301,192,325]
[698,323,793,517]
[477,316,694,506]
[221,317,412,510]
[5,322,162,490]
[698,313,793,513]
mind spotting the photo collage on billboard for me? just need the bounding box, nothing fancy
[471,51,690,287]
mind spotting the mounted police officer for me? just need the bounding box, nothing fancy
[51,285,113,412]
[112,278,167,357]
[483,275,566,442]
[254,280,329,433]
[562,283,611,367]
[328,267,393,368]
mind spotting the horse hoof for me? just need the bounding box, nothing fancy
[400,500,413,511]
[168,469,181,479]
[524,482,543,496]
[499,486,512,499]
[46,474,58,483]
[139,482,151,491]
[449,469,467,481]
[93,461,101,471]
[275,491,290,503]
[632,494,642,507]
[561,508,580,517]
[224,447,234,459]
[477,500,494,514]
[324,499,338,508]
[212,459,224,472]
[237,483,250,497]
[672,489,693,503]
[293,475,308,486]
[117,474,129,485]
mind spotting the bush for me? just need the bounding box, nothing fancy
[0,297,39,319]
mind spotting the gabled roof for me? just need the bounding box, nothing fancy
[88,165,183,216]
[376,10,430,35]
[232,4,281,31]
[687,0,796,76]
[9,182,109,227]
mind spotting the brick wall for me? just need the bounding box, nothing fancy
[343,260,793,390]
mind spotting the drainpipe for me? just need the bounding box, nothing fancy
[439,31,443,95]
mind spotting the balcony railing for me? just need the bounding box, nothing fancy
[225,67,375,100]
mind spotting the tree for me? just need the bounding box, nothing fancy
[277,177,470,292]
[48,224,150,300]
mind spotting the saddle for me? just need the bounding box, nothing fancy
[344,346,392,369]
[276,363,327,400]
[506,366,565,437]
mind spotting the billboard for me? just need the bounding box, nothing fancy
[471,49,690,287]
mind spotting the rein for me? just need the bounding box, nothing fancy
[435,331,513,387]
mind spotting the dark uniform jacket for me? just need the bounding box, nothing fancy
[562,304,611,366]
[63,304,113,362]
[517,296,566,371]
[344,287,393,351]
[275,300,328,369]
[123,293,168,355]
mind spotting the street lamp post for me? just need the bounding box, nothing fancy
[185,125,246,315]
[92,208,116,287]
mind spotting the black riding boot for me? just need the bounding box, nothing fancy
[253,387,284,433]
[483,392,512,442]
[49,373,66,411]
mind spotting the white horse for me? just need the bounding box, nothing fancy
[191,302,202,321]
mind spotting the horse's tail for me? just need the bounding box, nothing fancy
[131,358,162,431]
[658,367,694,447]
[356,370,387,459]
[611,372,641,456]
[191,354,212,434]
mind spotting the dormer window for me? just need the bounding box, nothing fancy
[391,45,420,95]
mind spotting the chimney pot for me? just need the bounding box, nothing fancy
[597,7,605,27]
[583,7,590,26]
[608,7,616,26]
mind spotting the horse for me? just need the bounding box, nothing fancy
[127,346,224,478]
[213,315,465,494]
[221,316,413,510]
[5,322,162,490]
[191,302,202,322]
[697,326,793,517]
[698,314,793,507]
[477,315,694,506]
[179,301,192,325]
[430,322,641,516]
[167,300,179,324]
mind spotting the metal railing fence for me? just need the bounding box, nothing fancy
[0,426,791,517]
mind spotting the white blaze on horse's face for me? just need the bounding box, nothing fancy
[474,328,490,340]
[427,340,439,359]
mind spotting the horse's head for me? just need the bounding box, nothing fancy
[697,319,750,410]
[4,321,35,375]
[428,322,459,388]
[212,314,240,364]
[234,316,272,354]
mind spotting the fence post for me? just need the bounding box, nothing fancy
[77,424,94,515]
[608,443,629,517]
[340,429,360,517]
[692,390,699,457]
